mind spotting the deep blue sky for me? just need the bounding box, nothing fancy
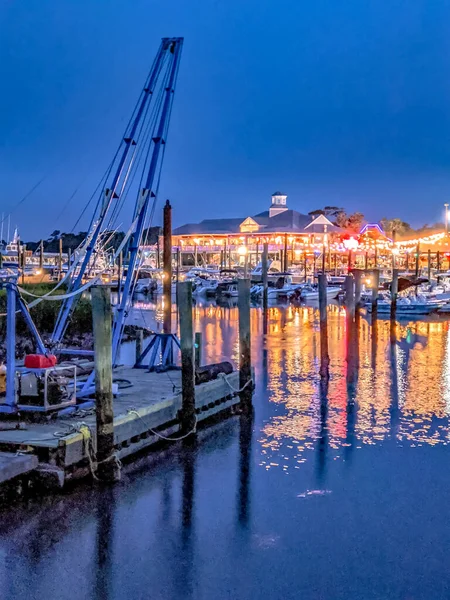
[1,0,450,239]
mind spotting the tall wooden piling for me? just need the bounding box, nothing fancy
[304,252,308,282]
[334,252,338,276]
[39,240,44,270]
[427,249,431,281]
[238,278,252,411]
[117,251,123,304]
[322,244,326,273]
[58,238,63,280]
[194,331,202,369]
[178,282,196,433]
[283,233,288,272]
[318,273,329,378]
[390,268,399,325]
[371,269,380,317]
[354,271,362,310]
[345,275,355,322]
[262,242,268,311]
[176,247,181,283]
[91,285,120,482]
[415,242,420,277]
[437,250,441,273]
[135,329,144,364]
[163,200,172,333]
[21,244,26,284]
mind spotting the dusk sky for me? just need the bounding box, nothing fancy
[1,0,450,240]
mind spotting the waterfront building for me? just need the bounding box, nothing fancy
[170,192,342,269]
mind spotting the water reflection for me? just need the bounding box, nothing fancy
[2,296,450,598]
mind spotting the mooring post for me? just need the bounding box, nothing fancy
[238,278,252,411]
[262,242,268,311]
[135,329,144,364]
[364,251,368,270]
[390,268,399,322]
[427,249,431,281]
[318,273,329,378]
[176,247,181,283]
[415,242,420,277]
[5,283,16,409]
[163,200,172,333]
[304,252,308,282]
[354,270,362,310]
[372,268,380,320]
[39,240,44,270]
[178,281,196,433]
[21,244,26,284]
[345,275,356,373]
[194,331,202,369]
[345,275,355,321]
[91,285,120,482]
[117,251,123,304]
[58,238,63,280]
[283,233,288,272]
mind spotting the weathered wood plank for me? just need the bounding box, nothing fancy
[0,452,38,483]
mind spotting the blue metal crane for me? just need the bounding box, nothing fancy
[52,37,183,346]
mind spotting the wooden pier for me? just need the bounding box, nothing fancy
[0,366,252,489]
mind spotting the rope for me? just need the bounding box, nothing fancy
[217,372,253,393]
[127,409,197,441]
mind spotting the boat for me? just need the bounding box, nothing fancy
[366,292,444,315]
[290,283,341,302]
[250,275,300,301]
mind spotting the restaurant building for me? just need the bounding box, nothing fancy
[171,192,343,269]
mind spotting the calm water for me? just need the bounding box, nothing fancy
[2,300,450,600]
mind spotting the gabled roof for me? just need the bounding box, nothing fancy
[173,207,341,236]
[304,214,341,233]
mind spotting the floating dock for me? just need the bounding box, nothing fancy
[0,366,250,490]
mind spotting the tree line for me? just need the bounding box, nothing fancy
[309,206,445,238]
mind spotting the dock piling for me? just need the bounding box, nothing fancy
[262,242,268,311]
[238,278,253,411]
[194,331,202,369]
[135,329,144,364]
[163,200,172,334]
[178,282,196,433]
[371,269,380,319]
[91,285,121,483]
[318,273,329,378]
[390,268,398,322]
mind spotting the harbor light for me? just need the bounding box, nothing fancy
[237,245,248,256]
[343,236,359,251]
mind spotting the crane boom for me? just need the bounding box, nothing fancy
[52,37,183,343]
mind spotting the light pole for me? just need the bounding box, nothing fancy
[445,203,449,235]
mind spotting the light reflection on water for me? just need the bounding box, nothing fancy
[2,295,450,599]
[128,295,450,470]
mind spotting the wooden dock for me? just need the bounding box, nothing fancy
[0,366,249,488]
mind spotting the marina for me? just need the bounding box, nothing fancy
[2,2,450,598]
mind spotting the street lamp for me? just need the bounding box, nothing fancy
[445,203,449,235]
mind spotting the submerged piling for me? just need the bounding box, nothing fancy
[318,273,329,378]
[238,278,252,412]
[178,282,196,433]
[91,285,121,483]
